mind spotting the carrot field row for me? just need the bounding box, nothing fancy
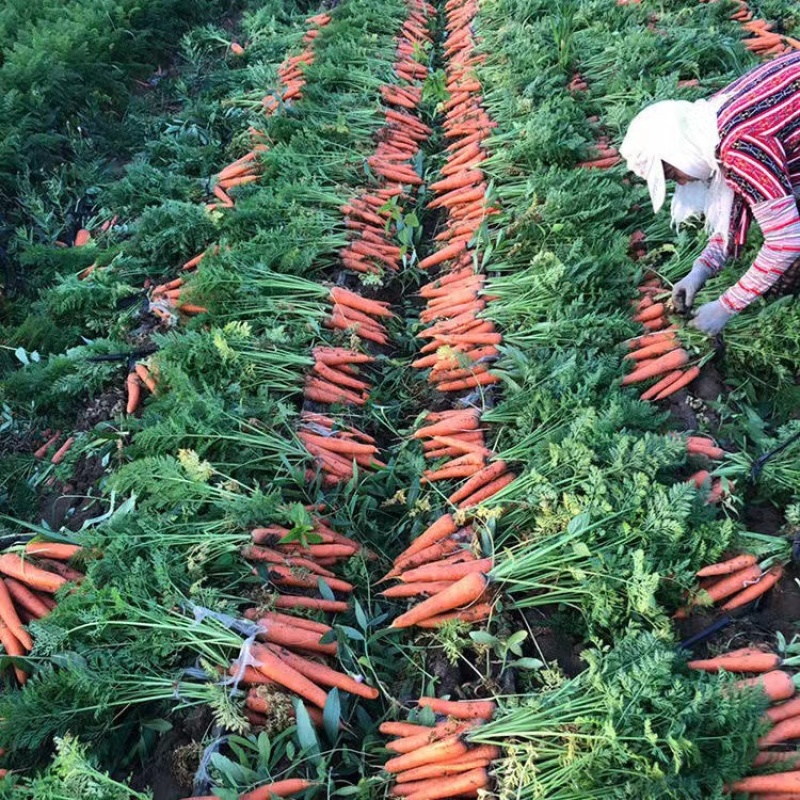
[0,0,800,798]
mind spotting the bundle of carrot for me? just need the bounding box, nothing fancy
[674,552,784,618]
[124,362,159,414]
[621,275,701,401]
[261,13,332,115]
[0,543,84,684]
[249,513,371,567]
[726,0,800,58]
[380,697,497,800]
[305,346,374,406]
[182,777,316,800]
[338,0,432,276]
[381,512,494,628]
[298,411,384,486]
[323,285,393,347]
[206,150,262,211]
[245,514,364,600]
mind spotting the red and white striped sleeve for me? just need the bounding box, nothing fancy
[720,194,800,312]
[696,233,731,276]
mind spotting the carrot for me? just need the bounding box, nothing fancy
[272,596,349,613]
[257,622,337,655]
[0,621,27,684]
[759,714,800,748]
[634,303,665,323]
[387,722,473,753]
[728,772,800,794]
[266,565,353,594]
[74,229,91,247]
[50,436,75,465]
[0,554,66,594]
[621,349,690,385]
[392,572,488,629]
[688,651,780,674]
[722,565,783,611]
[700,564,763,604]
[638,370,683,401]
[247,610,330,635]
[653,366,700,400]
[384,736,469,774]
[398,558,492,585]
[4,579,51,619]
[396,747,499,783]
[403,768,489,800]
[753,751,800,767]
[330,287,393,317]
[385,540,466,578]
[415,603,493,628]
[247,646,328,709]
[417,696,495,720]
[239,779,316,800]
[624,339,679,362]
[418,241,468,270]
[737,670,797,703]
[0,580,31,650]
[415,415,480,440]
[25,542,81,561]
[768,696,800,724]
[397,516,460,565]
[265,644,378,700]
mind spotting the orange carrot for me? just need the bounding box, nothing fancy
[4,579,51,619]
[0,554,66,594]
[415,602,493,627]
[737,670,797,703]
[653,366,700,400]
[759,714,800,748]
[399,515,458,561]
[403,766,489,800]
[697,553,759,578]
[728,772,800,794]
[0,621,27,684]
[384,736,469,774]
[24,542,81,561]
[51,436,75,465]
[0,581,31,650]
[701,564,763,604]
[621,349,690,385]
[34,431,62,459]
[391,572,488,629]
[640,370,684,401]
[418,241,468,270]
[398,558,492,584]
[417,697,495,720]
[239,779,316,800]
[272,596,349,613]
[722,565,783,611]
[247,647,328,709]
[688,651,780,674]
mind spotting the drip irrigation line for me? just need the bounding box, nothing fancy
[750,427,800,482]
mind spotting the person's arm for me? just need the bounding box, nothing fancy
[719,194,800,312]
[691,137,800,333]
[672,233,731,313]
[696,232,731,276]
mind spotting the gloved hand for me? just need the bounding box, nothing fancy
[672,262,712,314]
[690,299,735,335]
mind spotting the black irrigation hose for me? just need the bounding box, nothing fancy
[750,427,800,482]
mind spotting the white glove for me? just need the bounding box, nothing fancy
[690,299,735,335]
[672,262,712,314]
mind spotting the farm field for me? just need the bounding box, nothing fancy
[1,0,800,797]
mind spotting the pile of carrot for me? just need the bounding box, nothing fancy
[674,553,784,619]
[205,150,262,212]
[124,362,159,414]
[182,777,315,800]
[298,411,384,486]
[722,0,800,58]
[338,0,432,276]
[621,275,700,401]
[323,285,394,348]
[380,696,497,800]
[305,345,375,407]
[409,409,516,506]
[381,512,494,629]
[0,544,85,684]
[681,646,800,797]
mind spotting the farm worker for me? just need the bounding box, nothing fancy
[620,51,800,335]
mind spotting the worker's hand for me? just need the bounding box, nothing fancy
[690,299,735,336]
[672,262,712,314]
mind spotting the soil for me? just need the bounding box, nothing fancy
[520,607,586,678]
[75,388,125,431]
[126,706,215,800]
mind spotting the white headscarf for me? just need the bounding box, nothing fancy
[620,97,735,243]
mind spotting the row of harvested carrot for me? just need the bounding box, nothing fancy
[0,543,85,685]
[379,697,497,800]
[299,0,433,481]
[337,1,433,277]
[411,0,504,395]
